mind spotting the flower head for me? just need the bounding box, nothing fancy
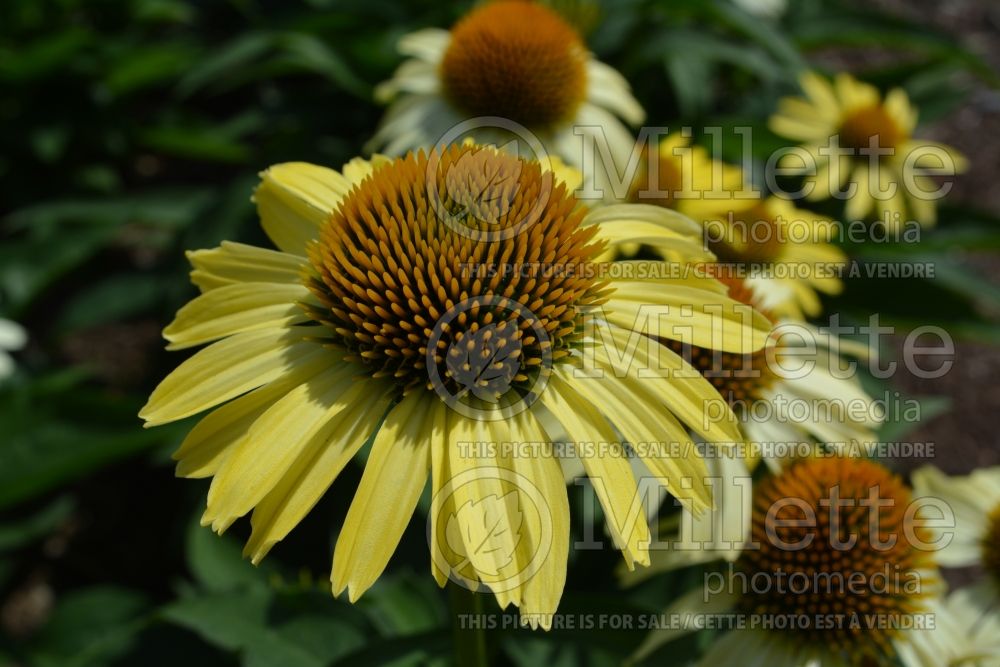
[441,1,588,127]
[736,458,933,661]
[707,196,845,320]
[141,144,771,626]
[371,1,644,198]
[769,71,967,227]
[634,457,951,666]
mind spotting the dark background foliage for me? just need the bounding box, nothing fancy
[0,0,997,665]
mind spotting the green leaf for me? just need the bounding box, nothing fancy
[359,571,448,636]
[103,44,201,97]
[664,43,714,118]
[162,589,272,654]
[185,512,268,594]
[0,29,91,82]
[275,33,371,99]
[57,274,165,333]
[0,227,114,314]
[176,32,275,98]
[332,630,451,667]
[139,125,251,163]
[163,589,371,667]
[708,0,805,72]
[25,587,150,667]
[0,375,183,508]
[6,189,215,232]
[878,395,951,443]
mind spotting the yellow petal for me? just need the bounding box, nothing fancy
[188,241,305,293]
[426,401,453,588]
[245,382,394,564]
[173,347,332,478]
[140,327,319,426]
[340,155,392,184]
[845,162,874,221]
[440,411,526,609]
[506,408,569,629]
[331,392,432,600]
[589,322,743,444]
[539,374,650,568]
[254,162,352,255]
[559,363,712,514]
[583,203,702,237]
[593,220,713,262]
[607,261,728,293]
[604,280,771,354]
[163,282,311,350]
[768,113,829,142]
[202,363,362,532]
[799,71,839,115]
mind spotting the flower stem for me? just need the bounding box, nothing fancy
[449,583,490,667]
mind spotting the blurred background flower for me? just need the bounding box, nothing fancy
[0,319,26,381]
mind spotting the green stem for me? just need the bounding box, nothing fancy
[449,583,490,667]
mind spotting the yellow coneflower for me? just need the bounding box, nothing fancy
[703,195,846,320]
[140,143,771,627]
[769,71,967,227]
[626,133,845,319]
[370,0,644,198]
[617,274,881,577]
[634,457,955,665]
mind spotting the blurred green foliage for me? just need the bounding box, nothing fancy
[0,0,997,665]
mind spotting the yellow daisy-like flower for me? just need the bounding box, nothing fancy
[769,71,967,227]
[669,275,880,468]
[625,133,845,319]
[634,457,954,666]
[704,196,846,320]
[140,144,771,627]
[370,0,644,198]
[617,274,880,577]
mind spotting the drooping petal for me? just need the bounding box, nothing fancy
[539,373,651,567]
[587,322,744,444]
[507,407,569,629]
[585,59,645,126]
[604,280,772,354]
[202,363,365,532]
[172,347,334,478]
[331,391,433,600]
[244,382,394,564]
[559,362,711,514]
